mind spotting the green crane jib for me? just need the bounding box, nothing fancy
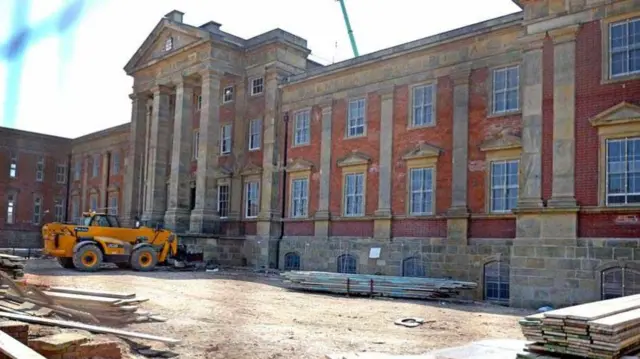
[337,0,359,57]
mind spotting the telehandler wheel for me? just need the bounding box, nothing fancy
[72,244,103,272]
[130,247,158,272]
[56,257,74,269]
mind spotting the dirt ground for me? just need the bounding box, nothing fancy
[23,259,530,359]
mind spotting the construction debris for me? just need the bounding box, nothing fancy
[281,271,477,300]
[518,294,640,358]
[0,254,25,280]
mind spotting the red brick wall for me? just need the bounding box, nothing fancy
[574,20,640,237]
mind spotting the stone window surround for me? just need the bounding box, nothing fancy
[345,97,367,139]
[55,163,67,184]
[192,129,200,160]
[402,256,426,277]
[292,107,312,147]
[337,253,357,274]
[601,13,640,84]
[107,185,119,216]
[243,177,261,219]
[70,195,80,222]
[74,160,81,181]
[9,153,17,178]
[285,158,314,219]
[408,81,437,129]
[91,154,100,178]
[486,62,522,119]
[54,197,65,222]
[483,259,510,304]
[589,101,640,208]
[289,173,310,219]
[480,134,522,216]
[35,155,44,182]
[248,118,262,151]
[220,123,232,155]
[111,152,120,174]
[32,194,42,225]
[403,147,440,217]
[216,181,230,219]
[284,252,301,271]
[250,77,264,96]
[596,260,640,300]
[337,152,371,219]
[5,189,17,224]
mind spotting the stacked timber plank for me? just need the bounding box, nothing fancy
[518,294,640,358]
[0,254,25,279]
[281,271,477,300]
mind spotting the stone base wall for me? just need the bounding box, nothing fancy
[0,230,42,248]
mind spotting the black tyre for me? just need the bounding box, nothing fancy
[130,247,158,271]
[56,257,75,269]
[72,244,103,272]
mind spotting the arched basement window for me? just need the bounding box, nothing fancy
[484,261,510,304]
[283,252,301,271]
[602,267,640,300]
[402,257,426,277]
[337,254,357,274]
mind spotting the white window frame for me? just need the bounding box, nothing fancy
[33,196,42,224]
[605,137,640,206]
[411,84,435,127]
[409,168,434,215]
[196,95,202,111]
[74,160,81,181]
[347,98,366,138]
[217,184,230,218]
[109,195,118,215]
[223,86,234,103]
[6,194,15,224]
[92,154,100,178]
[193,130,200,160]
[54,198,64,222]
[609,18,640,79]
[294,110,311,146]
[220,124,232,154]
[492,66,520,114]
[245,181,260,218]
[290,178,309,218]
[36,156,44,182]
[90,194,98,211]
[9,153,17,178]
[343,173,365,217]
[164,37,173,51]
[112,153,120,174]
[56,163,66,184]
[250,78,264,96]
[249,119,262,151]
[489,160,519,213]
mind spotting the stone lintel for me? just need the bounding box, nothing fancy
[549,24,581,44]
[337,151,371,167]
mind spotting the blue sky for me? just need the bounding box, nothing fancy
[0,0,520,138]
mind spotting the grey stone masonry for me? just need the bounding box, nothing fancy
[142,85,172,227]
[448,69,471,215]
[375,88,394,219]
[165,79,195,232]
[517,34,545,209]
[122,93,147,225]
[190,70,222,233]
[548,26,580,208]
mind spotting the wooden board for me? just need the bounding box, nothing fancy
[41,291,122,304]
[544,294,640,320]
[47,287,136,299]
[0,312,181,344]
[590,308,640,329]
[0,330,46,359]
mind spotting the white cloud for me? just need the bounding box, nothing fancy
[0,0,520,138]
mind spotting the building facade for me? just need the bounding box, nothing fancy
[2,0,640,308]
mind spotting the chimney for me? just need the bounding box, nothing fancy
[165,10,184,23]
[199,21,222,32]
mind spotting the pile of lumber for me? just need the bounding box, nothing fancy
[281,271,477,300]
[518,294,640,358]
[0,254,25,279]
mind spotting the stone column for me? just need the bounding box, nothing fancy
[447,69,471,243]
[257,65,283,238]
[190,70,222,233]
[165,79,195,232]
[81,156,88,211]
[142,85,172,227]
[373,88,394,239]
[100,151,109,209]
[548,25,580,208]
[122,93,148,226]
[226,77,246,236]
[517,34,546,210]
[314,101,333,237]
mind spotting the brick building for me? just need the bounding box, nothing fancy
[1,0,640,307]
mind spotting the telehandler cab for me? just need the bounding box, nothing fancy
[42,211,179,272]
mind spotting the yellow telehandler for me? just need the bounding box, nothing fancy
[41,211,179,272]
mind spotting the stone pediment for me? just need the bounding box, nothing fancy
[107,184,120,192]
[285,158,314,172]
[70,188,80,196]
[88,187,99,194]
[240,162,263,176]
[401,142,442,160]
[124,15,210,74]
[337,151,371,167]
[589,102,640,127]
[214,165,233,179]
[480,134,522,151]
